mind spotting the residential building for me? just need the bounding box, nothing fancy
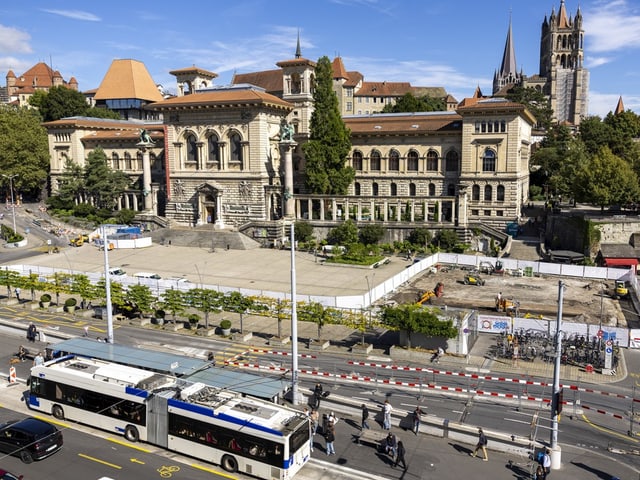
[5,62,77,107]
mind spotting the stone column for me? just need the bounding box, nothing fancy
[137,142,154,212]
[279,141,297,218]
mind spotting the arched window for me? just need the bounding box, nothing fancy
[372,182,379,196]
[472,185,480,201]
[230,132,243,163]
[370,150,381,171]
[208,134,220,164]
[390,183,397,196]
[409,183,416,196]
[186,134,198,163]
[426,151,438,171]
[388,150,400,171]
[354,182,361,196]
[291,73,302,94]
[407,151,419,171]
[484,185,493,201]
[136,151,143,170]
[112,152,120,170]
[447,184,455,196]
[124,152,132,170]
[482,149,496,172]
[445,150,459,172]
[497,185,505,202]
[352,151,363,171]
[428,183,436,196]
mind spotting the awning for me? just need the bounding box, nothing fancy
[604,258,638,267]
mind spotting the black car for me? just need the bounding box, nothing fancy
[0,417,63,463]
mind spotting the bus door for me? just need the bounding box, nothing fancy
[146,393,169,447]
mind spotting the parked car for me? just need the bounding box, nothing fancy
[0,469,23,480]
[0,417,63,463]
[108,268,126,277]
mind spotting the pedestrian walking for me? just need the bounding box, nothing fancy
[383,399,392,430]
[384,432,397,458]
[14,287,20,301]
[33,351,44,366]
[26,323,37,343]
[312,383,323,409]
[361,404,370,430]
[412,405,424,434]
[430,346,445,363]
[310,409,319,435]
[324,423,335,456]
[83,325,90,337]
[541,448,551,478]
[470,427,488,461]
[393,440,407,470]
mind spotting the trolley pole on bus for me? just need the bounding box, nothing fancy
[550,280,564,469]
[290,222,302,405]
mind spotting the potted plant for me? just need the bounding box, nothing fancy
[40,293,51,308]
[219,319,232,336]
[187,313,200,330]
[64,297,77,313]
[154,309,166,326]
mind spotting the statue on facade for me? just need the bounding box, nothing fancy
[139,128,155,145]
[279,119,294,142]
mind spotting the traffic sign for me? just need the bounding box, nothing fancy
[597,330,604,338]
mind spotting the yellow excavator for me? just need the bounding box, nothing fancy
[614,280,628,299]
[417,282,444,305]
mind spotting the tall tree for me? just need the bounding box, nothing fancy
[84,147,131,209]
[381,92,445,113]
[303,56,354,194]
[574,146,640,211]
[30,86,89,122]
[505,85,553,131]
[55,158,85,209]
[0,105,50,199]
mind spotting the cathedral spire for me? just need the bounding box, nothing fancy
[493,13,522,94]
[615,96,625,115]
[295,30,302,59]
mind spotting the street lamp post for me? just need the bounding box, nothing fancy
[2,174,18,234]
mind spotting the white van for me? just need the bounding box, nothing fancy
[108,268,126,277]
[133,272,161,280]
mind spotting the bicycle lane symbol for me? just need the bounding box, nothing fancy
[157,465,180,478]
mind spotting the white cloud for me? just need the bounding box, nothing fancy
[586,56,613,68]
[587,90,640,116]
[0,25,32,54]
[42,9,101,22]
[584,1,640,53]
[0,56,33,75]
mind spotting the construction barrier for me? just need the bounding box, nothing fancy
[9,366,16,383]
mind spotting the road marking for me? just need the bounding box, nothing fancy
[107,437,152,452]
[78,453,122,469]
[33,415,69,428]
[581,413,639,443]
[191,462,236,478]
[130,458,145,464]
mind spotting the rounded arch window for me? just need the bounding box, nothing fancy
[354,182,361,196]
[472,185,480,201]
[389,150,400,171]
[186,133,198,162]
[370,150,381,171]
[482,149,496,172]
[407,150,419,171]
[409,183,416,196]
[390,183,397,196]
[426,150,438,171]
[352,151,363,171]
[445,150,459,172]
[208,133,220,163]
[428,183,436,196]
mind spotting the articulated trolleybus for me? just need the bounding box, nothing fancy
[28,356,310,479]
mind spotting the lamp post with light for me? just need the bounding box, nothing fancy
[2,174,18,234]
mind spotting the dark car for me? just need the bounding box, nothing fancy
[0,469,23,480]
[0,417,63,463]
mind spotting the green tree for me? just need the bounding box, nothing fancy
[84,147,131,209]
[505,85,553,131]
[223,291,254,334]
[70,274,100,307]
[359,224,385,246]
[407,228,432,247]
[303,56,354,194]
[21,272,48,302]
[326,219,359,245]
[0,105,50,199]
[55,158,85,209]
[294,221,314,243]
[574,146,640,211]
[381,92,445,113]
[125,284,155,318]
[0,268,21,298]
[86,106,121,120]
[47,272,71,305]
[434,229,458,251]
[186,288,222,329]
[159,288,186,323]
[381,304,458,349]
[30,86,89,122]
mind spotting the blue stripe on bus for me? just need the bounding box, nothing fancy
[168,399,284,436]
[124,386,149,398]
[28,394,40,407]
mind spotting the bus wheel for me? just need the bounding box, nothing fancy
[221,454,238,473]
[124,425,139,442]
[52,405,65,420]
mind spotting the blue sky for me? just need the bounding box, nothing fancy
[1,0,639,118]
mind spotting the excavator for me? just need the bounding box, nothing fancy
[417,282,444,305]
[614,280,628,299]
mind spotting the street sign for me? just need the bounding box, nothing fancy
[597,329,604,338]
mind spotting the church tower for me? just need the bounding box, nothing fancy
[539,0,589,125]
[493,16,522,94]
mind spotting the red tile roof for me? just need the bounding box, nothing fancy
[344,112,462,136]
[148,86,292,111]
[232,69,283,93]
